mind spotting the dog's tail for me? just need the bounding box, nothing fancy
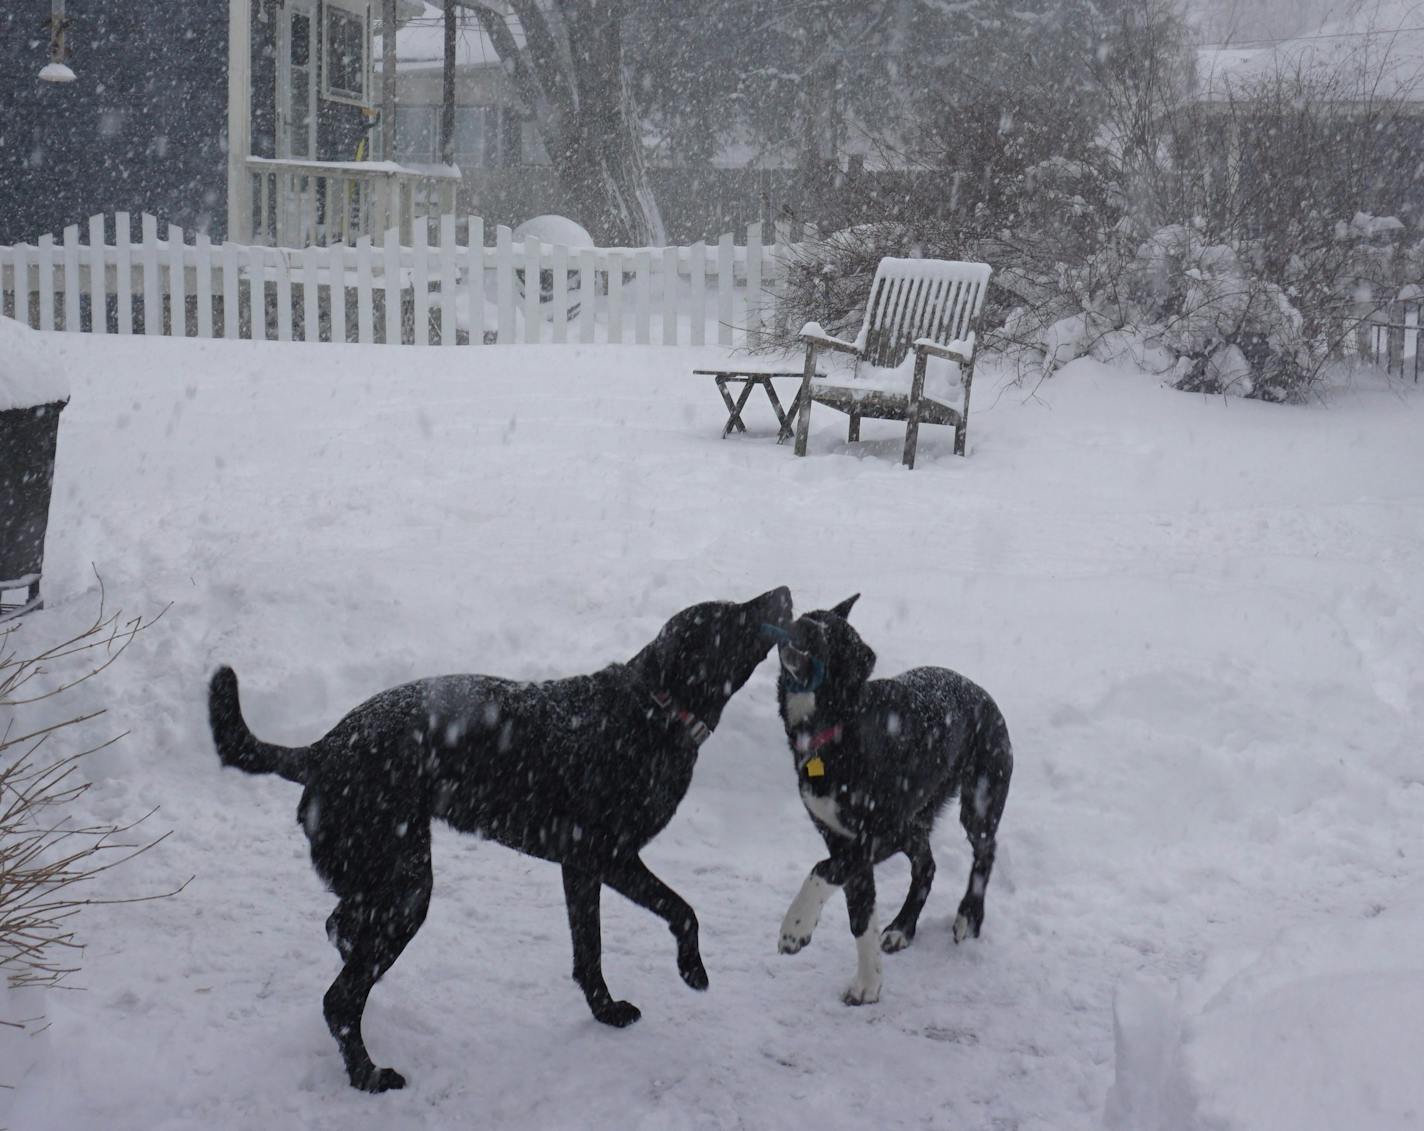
[209,666,309,785]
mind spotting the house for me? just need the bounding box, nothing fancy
[1192,0,1424,229]
[228,0,463,247]
[0,2,229,247]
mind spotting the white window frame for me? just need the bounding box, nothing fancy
[321,0,371,107]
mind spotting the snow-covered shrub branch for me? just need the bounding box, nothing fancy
[0,591,176,1048]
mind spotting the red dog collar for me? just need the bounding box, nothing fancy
[650,690,711,747]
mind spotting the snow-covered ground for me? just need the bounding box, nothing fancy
[3,336,1422,1130]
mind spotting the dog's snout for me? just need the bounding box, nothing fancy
[778,640,811,682]
[758,586,794,630]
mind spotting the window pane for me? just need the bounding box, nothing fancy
[453,107,483,164]
[394,106,436,162]
[326,8,365,100]
[291,13,311,67]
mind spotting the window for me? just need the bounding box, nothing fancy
[454,107,501,168]
[393,105,437,162]
[323,2,367,104]
[291,12,311,68]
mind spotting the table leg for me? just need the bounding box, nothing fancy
[716,376,752,437]
[772,381,803,444]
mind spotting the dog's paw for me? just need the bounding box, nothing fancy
[779,925,812,954]
[880,927,914,953]
[679,955,710,991]
[952,911,981,944]
[352,1065,406,1093]
[841,976,882,1006]
[593,999,643,1028]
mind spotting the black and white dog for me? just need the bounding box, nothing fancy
[772,596,1012,1005]
[208,586,792,1092]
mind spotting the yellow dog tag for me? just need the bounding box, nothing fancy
[804,756,825,778]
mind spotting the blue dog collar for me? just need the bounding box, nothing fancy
[763,624,824,694]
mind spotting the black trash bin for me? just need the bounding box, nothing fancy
[1,316,70,621]
[1,400,68,620]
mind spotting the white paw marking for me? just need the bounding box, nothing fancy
[785,690,817,725]
[779,873,835,953]
[843,916,883,1005]
[953,913,971,944]
[800,787,854,838]
[880,927,911,953]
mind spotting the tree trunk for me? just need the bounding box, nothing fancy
[441,0,457,166]
[465,0,664,245]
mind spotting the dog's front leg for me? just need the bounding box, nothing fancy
[841,867,882,1005]
[603,856,708,991]
[779,856,854,954]
[561,864,641,1027]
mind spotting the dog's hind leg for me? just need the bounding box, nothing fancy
[841,867,882,1005]
[322,854,432,1092]
[881,834,935,953]
[602,856,708,991]
[561,863,642,1028]
[954,711,1013,944]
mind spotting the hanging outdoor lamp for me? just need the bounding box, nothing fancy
[39,0,77,83]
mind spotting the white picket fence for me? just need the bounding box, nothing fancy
[0,213,803,347]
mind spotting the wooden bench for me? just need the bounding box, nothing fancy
[792,258,993,468]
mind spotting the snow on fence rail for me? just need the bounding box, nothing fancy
[0,213,805,347]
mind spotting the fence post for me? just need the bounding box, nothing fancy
[522,234,542,344]
[551,242,569,344]
[772,219,793,341]
[247,245,267,342]
[439,213,457,347]
[275,243,293,341]
[606,249,623,345]
[661,246,678,346]
[301,244,321,342]
[140,214,160,336]
[195,233,213,338]
[221,241,240,339]
[412,221,430,346]
[329,243,347,344]
[62,224,81,332]
[1386,301,1405,376]
[495,225,514,344]
[633,249,651,345]
[87,215,107,334]
[578,246,597,345]
[746,221,763,348]
[356,235,374,344]
[382,226,401,345]
[717,232,734,347]
[115,212,133,334]
[168,223,187,337]
[466,215,485,345]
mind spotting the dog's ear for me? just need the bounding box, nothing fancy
[844,632,876,688]
[831,593,860,620]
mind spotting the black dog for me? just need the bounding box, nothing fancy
[772,595,1012,1005]
[208,586,792,1092]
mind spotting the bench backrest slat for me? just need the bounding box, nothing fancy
[856,258,992,368]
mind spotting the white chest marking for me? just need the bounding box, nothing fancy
[785,691,817,726]
[800,786,854,838]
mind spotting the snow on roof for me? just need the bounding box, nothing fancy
[1197,0,1424,103]
[0,316,70,412]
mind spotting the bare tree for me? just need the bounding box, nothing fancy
[461,0,665,244]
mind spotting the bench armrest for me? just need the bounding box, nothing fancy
[913,332,975,365]
[799,321,863,357]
